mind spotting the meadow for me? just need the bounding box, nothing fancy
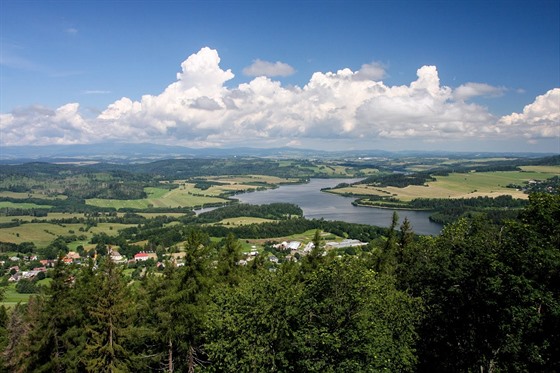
[329,168,559,201]
[85,176,301,210]
[86,186,227,209]
[0,222,134,247]
[0,191,66,200]
[211,217,276,227]
[0,201,52,209]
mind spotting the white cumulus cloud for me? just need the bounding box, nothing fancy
[243,59,296,77]
[354,61,387,81]
[453,82,506,100]
[1,47,559,149]
[498,88,560,139]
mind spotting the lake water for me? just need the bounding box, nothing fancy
[232,178,442,235]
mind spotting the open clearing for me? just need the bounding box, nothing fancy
[2,284,33,307]
[0,191,67,200]
[0,212,90,224]
[86,186,227,210]
[329,169,559,201]
[0,222,134,247]
[211,217,276,227]
[94,176,300,208]
[0,201,52,209]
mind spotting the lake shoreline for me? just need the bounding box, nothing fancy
[234,178,442,235]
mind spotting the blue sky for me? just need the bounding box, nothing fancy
[1,0,559,152]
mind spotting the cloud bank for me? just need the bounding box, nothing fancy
[1,47,559,149]
[243,59,296,77]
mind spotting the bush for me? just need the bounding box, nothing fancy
[16,278,38,294]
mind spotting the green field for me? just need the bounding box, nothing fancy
[85,176,301,210]
[330,169,559,201]
[0,191,67,200]
[2,284,34,307]
[0,212,89,224]
[86,186,227,210]
[0,278,53,307]
[212,217,276,227]
[520,165,560,173]
[0,201,52,209]
[0,222,134,247]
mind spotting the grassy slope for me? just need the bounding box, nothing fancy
[0,222,133,247]
[329,168,559,201]
[86,186,226,209]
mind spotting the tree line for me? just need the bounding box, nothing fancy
[0,193,557,371]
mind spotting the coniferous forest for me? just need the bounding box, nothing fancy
[0,193,557,372]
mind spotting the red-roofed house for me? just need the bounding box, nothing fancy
[134,252,157,262]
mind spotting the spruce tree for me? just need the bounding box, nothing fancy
[83,256,131,372]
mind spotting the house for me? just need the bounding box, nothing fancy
[110,252,126,264]
[66,251,81,260]
[108,247,126,263]
[169,252,187,260]
[134,252,158,262]
[325,239,367,249]
[39,259,54,267]
[303,242,315,253]
[8,265,19,273]
[63,251,81,263]
[273,241,301,251]
[286,241,301,251]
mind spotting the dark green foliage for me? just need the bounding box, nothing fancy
[83,257,132,372]
[1,192,557,372]
[205,255,421,372]
[361,171,435,188]
[398,193,560,372]
[356,194,529,225]
[15,279,38,294]
[215,233,243,285]
[192,202,303,223]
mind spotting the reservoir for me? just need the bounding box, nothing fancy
[233,178,442,236]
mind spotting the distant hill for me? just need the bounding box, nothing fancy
[0,142,556,163]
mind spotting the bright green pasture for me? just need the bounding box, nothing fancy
[1,279,53,307]
[86,186,227,210]
[0,223,73,246]
[0,201,52,209]
[1,284,33,307]
[212,217,276,227]
[0,222,133,247]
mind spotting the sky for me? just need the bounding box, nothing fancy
[0,0,559,153]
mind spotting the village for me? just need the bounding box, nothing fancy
[3,237,369,286]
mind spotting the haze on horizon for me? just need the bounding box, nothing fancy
[1,0,559,153]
